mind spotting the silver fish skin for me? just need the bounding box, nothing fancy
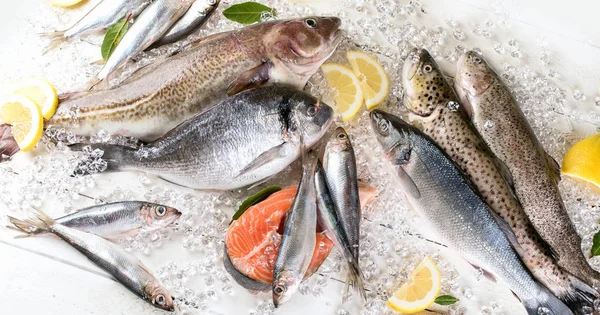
[148,0,220,49]
[8,201,181,239]
[70,86,333,190]
[273,149,319,307]
[369,110,573,315]
[11,209,175,311]
[94,0,194,83]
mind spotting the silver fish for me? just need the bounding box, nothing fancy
[148,0,220,49]
[370,110,572,315]
[11,209,175,311]
[273,149,318,307]
[8,201,181,239]
[70,86,333,190]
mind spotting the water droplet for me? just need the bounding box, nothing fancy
[573,90,586,101]
[445,19,458,27]
[453,28,466,41]
[594,96,600,107]
[510,50,523,59]
[537,306,551,315]
[493,43,505,54]
[446,101,460,111]
[484,120,495,129]
[508,38,519,47]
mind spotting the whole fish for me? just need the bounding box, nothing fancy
[315,160,366,301]
[42,0,150,53]
[454,51,600,289]
[273,149,318,307]
[369,110,573,315]
[11,209,175,311]
[49,17,342,142]
[8,201,181,239]
[91,0,195,87]
[148,0,220,50]
[69,86,333,190]
[403,48,597,312]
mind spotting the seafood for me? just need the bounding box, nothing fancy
[370,109,573,315]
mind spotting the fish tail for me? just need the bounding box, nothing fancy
[559,276,599,315]
[69,143,138,174]
[7,208,55,238]
[40,31,68,55]
[523,285,575,315]
[6,215,44,237]
[342,260,367,302]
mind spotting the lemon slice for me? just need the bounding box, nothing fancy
[347,51,389,110]
[51,0,86,7]
[321,63,363,121]
[387,256,442,314]
[562,133,600,191]
[0,95,44,152]
[8,79,58,120]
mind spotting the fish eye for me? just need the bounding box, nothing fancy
[155,294,166,305]
[337,133,346,140]
[305,18,317,28]
[378,120,390,135]
[306,105,318,117]
[274,284,286,295]
[155,206,167,217]
[423,64,433,73]
[472,56,482,64]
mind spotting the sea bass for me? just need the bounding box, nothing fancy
[8,201,181,239]
[454,51,600,289]
[70,87,333,190]
[49,17,342,141]
[369,110,573,315]
[403,48,597,312]
[11,209,175,311]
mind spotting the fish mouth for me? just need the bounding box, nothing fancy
[403,48,421,82]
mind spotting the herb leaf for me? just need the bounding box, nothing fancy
[101,14,132,61]
[230,185,281,224]
[434,295,458,305]
[592,231,600,257]
[222,2,276,25]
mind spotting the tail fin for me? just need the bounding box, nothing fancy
[40,31,68,55]
[560,276,599,315]
[342,261,367,302]
[7,208,55,238]
[524,286,575,315]
[6,215,46,238]
[69,143,137,175]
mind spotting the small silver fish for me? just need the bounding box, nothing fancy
[8,201,181,239]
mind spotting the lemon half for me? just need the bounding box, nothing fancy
[321,63,364,121]
[347,51,390,110]
[562,133,600,191]
[387,256,442,314]
[8,79,58,120]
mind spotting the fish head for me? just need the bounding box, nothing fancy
[140,203,182,229]
[290,93,334,147]
[326,126,352,153]
[369,110,413,166]
[272,270,300,307]
[403,48,456,117]
[144,281,175,311]
[455,51,495,97]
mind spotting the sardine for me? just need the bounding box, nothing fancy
[148,0,220,50]
[91,0,195,87]
[49,17,342,142]
[273,149,318,307]
[69,86,333,190]
[8,201,181,239]
[10,209,175,311]
[403,48,597,312]
[454,51,600,289]
[369,110,573,315]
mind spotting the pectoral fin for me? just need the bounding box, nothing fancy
[236,142,289,178]
[396,166,421,199]
[546,152,561,183]
[227,61,272,96]
[468,262,497,283]
[488,210,523,257]
[492,155,515,189]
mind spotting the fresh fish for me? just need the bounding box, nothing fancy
[322,127,364,301]
[369,110,573,315]
[148,0,220,50]
[7,201,181,239]
[69,87,333,190]
[42,0,150,53]
[49,17,342,142]
[403,48,597,312]
[90,0,195,87]
[454,51,600,289]
[315,160,366,301]
[11,209,175,311]
[273,149,318,307]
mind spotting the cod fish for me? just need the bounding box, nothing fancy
[70,86,333,190]
[403,48,597,312]
[454,51,600,289]
[43,0,150,53]
[8,201,181,239]
[273,149,319,307]
[370,110,573,315]
[148,0,220,50]
[50,17,342,142]
[11,209,175,311]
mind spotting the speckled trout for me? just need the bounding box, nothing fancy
[403,49,597,313]
[50,17,342,141]
[454,51,600,291]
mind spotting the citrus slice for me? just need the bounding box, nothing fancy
[8,79,58,120]
[321,63,364,122]
[51,0,86,7]
[347,51,389,109]
[387,256,442,314]
[561,133,600,191]
[0,95,44,152]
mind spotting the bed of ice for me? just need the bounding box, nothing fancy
[1,0,600,314]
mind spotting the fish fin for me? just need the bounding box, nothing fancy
[488,210,524,257]
[560,275,599,315]
[85,77,104,91]
[227,61,273,96]
[58,90,94,102]
[342,260,367,303]
[395,166,421,199]
[40,31,67,55]
[6,215,44,237]
[235,142,290,179]
[179,31,231,52]
[8,208,55,237]
[467,262,497,283]
[523,286,575,315]
[0,124,19,160]
[492,155,515,189]
[546,153,561,183]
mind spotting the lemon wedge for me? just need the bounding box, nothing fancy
[562,133,600,191]
[0,95,44,152]
[347,51,389,109]
[321,63,363,121]
[387,256,442,314]
[8,79,58,120]
[51,0,87,7]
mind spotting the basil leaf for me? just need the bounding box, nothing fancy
[101,14,132,61]
[222,2,276,25]
[230,185,282,224]
[434,295,458,305]
[591,230,600,257]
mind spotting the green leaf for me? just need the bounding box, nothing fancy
[222,2,277,25]
[101,14,132,61]
[434,295,458,306]
[230,185,282,224]
[591,230,600,257]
